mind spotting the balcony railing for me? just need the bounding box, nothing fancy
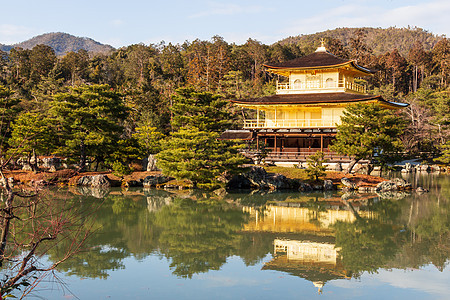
[276,80,366,94]
[243,149,353,163]
[243,119,339,129]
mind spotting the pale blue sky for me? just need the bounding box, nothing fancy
[0,0,448,48]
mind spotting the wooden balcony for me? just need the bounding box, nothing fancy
[276,80,366,94]
[243,119,339,129]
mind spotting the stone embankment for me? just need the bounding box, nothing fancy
[400,162,447,173]
[225,166,335,191]
[340,176,428,194]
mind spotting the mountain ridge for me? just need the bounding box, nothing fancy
[0,27,445,57]
[277,27,443,56]
[0,32,114,55]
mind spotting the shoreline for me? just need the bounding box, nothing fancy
[3,168,388,189]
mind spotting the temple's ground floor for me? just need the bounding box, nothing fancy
[221,128,352,165]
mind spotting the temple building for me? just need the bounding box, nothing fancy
[228,41,407,165]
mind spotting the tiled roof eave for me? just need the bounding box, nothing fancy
[230,94,408,108]
[264,61,374,75]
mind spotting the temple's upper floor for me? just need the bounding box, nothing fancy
[264,44,374,95]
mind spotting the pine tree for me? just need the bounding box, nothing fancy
[305,151,327,181]
[330,103,407,173]
[157,88,246,189]
[157,127,246,189]
[8,112,57,171]
[0,85,22,151]
[436,142,450,164]
[50,84,128,169]
[170,87,231,132]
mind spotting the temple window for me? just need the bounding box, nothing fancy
[326,78,334,88]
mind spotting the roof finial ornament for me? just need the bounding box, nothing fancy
[315,38,327,52]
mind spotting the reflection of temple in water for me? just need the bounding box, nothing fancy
[242,204,372,234]
[264,239,350,294]
[242,204,363,292]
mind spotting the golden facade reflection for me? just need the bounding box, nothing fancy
[242,204,371,234]
[243,204,360,292]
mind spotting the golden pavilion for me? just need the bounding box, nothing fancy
[229,41,407,164]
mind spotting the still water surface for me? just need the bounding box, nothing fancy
[33,173,449,299]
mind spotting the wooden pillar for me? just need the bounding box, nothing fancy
[321,135,324,152]
[274,134,277,153]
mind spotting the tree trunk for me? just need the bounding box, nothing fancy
[367,163,374,175]
[79,142,86,171]
[346,158,360,174]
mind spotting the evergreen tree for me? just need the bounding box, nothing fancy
[0,85,22,151]
[330,103,407,173]
[157,88,246,189]
[305,151,327,181]
[8,112,57,170]
[436,142,450,164]
[157,127,246,189]
[132,125,164,155]
[170,87,232,131]
[50,84,128,169]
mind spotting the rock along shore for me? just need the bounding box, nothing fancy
[2,166,427,195]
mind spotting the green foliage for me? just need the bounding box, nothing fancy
[111,160,133,176]
[330,103,407,166]
[107,138,142,169]
[334,218,399,275]
[8,112,57,158]
[0,85,22,147]
[170,87,232,132]
[132,125,164,154]
[1,30,450,169]
[157,127,246,189]
[50,84,128,167]
[436,142,450,164]
[157,88,247,189]
[305,151,327,181]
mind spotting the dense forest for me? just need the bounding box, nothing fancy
[0,27,450,176]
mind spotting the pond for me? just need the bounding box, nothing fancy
[23,173,450,299]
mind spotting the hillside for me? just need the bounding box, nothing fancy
[0,32,114,55]
[0,43,12,52]
[278,27,443,56]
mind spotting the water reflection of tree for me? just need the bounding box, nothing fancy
[43,184,449,283]
[305,197,328,227]
[334,191,450,276]
[48,192,159,279]
[404,198,450,271]
[333,199,405,276]
[234,232,274,266]
[153,198,248,278]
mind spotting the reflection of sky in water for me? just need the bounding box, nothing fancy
[330,264,450,300]
[35,255,449,300]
